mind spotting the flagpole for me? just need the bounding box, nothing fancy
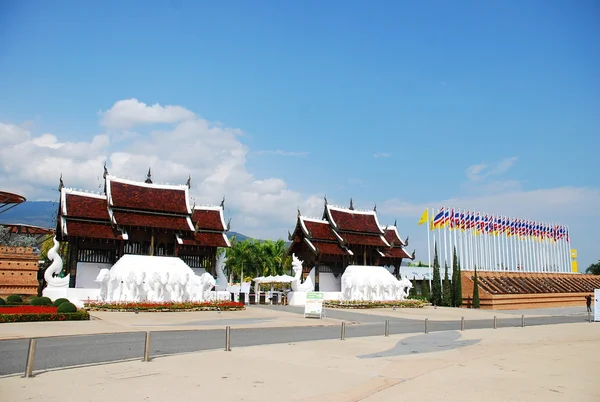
[427,207,432,289]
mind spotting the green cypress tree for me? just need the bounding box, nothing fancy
[409,276,417,298]
[442,262,451,306]
[431,243,442,306]
[422,278,430,301]
[472,267,480,309]
[451,246,463,307]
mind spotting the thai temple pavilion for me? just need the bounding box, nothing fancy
[288,198,415,290]
[55,167,230,286]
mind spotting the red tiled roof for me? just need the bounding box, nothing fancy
[383,247,412,259]
[302,218,338,241]
[64,220,122,240]
[195,232,230,247]
[342,232,389,247]
[311,241,350,256]
[64,192,110,221]
[192,208,226,231]
[384,227,405,246]
[112,211,193,231]
[326,206,383,234]
[108,179,189,214]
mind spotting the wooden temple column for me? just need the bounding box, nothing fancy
[149,229,155,256]
[314,256,320,292]
[68,243,78,288]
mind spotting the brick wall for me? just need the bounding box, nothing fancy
[0,246,40,296]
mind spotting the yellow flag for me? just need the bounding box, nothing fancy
[418,208,429,225]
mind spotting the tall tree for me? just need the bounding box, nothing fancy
[586,260,600,275]
[431,243,442,306]
[451,246,463,307]
[409,276,417,298]
[472,267,480,309]
[422,278,430,301]
[442,262,451,307]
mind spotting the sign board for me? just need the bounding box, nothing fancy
[304,292,324,319]
[595,289,600,322]
[570,249,578,259]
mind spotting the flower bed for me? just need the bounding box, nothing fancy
[0,305,58,314]
[324,300,426,309]
[84,300,246,312]
[0,311,90,323]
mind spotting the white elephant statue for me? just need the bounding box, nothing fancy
[94,269,111,301]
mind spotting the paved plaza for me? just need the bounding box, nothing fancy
[0,305,598,401]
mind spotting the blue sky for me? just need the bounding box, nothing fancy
[0,1,599,269]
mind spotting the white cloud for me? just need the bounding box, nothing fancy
[464,156,520,193]
[99,98,196,129]
[256,150,309,157]
[373,152,391,158]
[0,100,323,239]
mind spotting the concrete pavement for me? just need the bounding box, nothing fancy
[0,322,598,401]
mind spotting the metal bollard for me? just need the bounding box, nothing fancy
[384,320,390,337]
[340,322,346,340]
[493,316,497,329]
[225,326,231,351]
[521,315,525,327]
[143,331,151,362]
[424,318,429,334]
[24,339,37,378]
[460,317,465,331]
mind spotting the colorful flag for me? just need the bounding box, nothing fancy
[418,208,429,225]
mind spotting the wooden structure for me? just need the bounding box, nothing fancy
[0,246,40,296]
[55,168,230,286]
[0,190,26,215]
[288,198,415,290]
[462,271,600,310]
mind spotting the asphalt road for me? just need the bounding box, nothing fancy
[0,310,589,376]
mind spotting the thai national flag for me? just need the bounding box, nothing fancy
[433,207,445,228]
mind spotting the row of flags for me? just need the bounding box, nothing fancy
[418,207,569,242]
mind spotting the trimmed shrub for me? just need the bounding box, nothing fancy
[0,298,5,305]
[30,297,52,306]
[52,298,70,307]
[30,297,43,305]
[57,302,77,313]
[6,295,22,304]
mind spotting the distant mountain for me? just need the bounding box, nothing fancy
[0,201,58,228]
[0,201,254,242]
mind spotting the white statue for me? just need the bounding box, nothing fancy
[215,252,228,291]
[290,254,314,292]
[341,265,412,302]
[96,255,217,303]
[44,236,70,288]
[94,268,111,301]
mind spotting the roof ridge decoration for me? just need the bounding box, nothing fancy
[145,167,152,184]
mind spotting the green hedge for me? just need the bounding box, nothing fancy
[52,298,70,307]
[30,297,53,306]
[324,300,426,309]
[57,302,77,313]
[0,297,5,305]
[0,311,90,323]
[6,295,22,304]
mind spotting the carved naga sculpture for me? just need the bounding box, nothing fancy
[44,236,70,288]
[215,252,228,291]
[290,253,314,292]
